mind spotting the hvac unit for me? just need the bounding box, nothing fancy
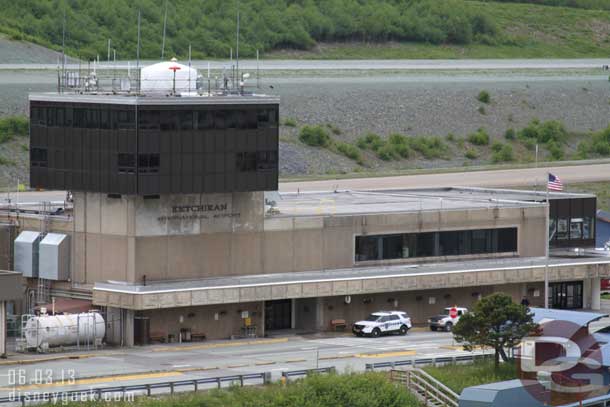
[14,231,42,277]
[39,233,70,281]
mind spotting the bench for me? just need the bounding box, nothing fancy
[191,332,206,341]
[149,331,167,343]
[330,319,347,331]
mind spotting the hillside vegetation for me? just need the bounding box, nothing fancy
[1,0,610,60]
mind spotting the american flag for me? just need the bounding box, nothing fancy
[548,173,563,191]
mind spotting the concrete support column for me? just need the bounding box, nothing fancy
[315,298,325,331]
[123,309,135,347]
[260,301,266,338]
[0,301,6,358]
[291,299,296,330]
[591,277,601,311]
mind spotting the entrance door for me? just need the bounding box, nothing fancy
[265,299,292,331]
[549,281,583,309]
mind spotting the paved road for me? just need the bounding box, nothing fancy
[3,162,610,205]
[2,58,609,71]
[279,162,610,193]
[0,330,472,400]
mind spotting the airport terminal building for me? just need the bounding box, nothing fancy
[3,61,610,346]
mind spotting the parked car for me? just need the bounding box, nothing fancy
[428,307,468,332]
[352,311,412,337]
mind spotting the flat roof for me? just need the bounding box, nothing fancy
[268,187,561,217]
[29,93,279,106]
[94,255,610,294]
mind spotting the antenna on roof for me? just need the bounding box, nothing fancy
[161,0,168,60]
[235,0,240,89]
[61,6,66,93]
[188,43,192,93]
[136,9,141,93]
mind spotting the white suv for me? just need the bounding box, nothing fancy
[428,307,468,332]
[352,311,412,337]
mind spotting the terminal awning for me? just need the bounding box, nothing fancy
[93,257,610,310]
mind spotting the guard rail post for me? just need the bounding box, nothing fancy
[193,380,198,392]
[217,377,221,389]
[263,371,272,384]
[239,375,244,387]
[146,384,151,396]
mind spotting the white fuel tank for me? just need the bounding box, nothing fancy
[24,312,105,349]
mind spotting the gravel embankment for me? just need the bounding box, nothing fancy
[1,69,610,183]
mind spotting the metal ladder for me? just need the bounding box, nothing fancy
[391,368,459,407]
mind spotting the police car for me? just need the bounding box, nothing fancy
[352,311,412,337]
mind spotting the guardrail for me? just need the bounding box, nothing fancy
[282,367,335,379]
[0,367,337,406]
[560,393,610,407]
[365,353,491,371]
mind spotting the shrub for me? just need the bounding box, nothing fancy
[446,133,455,142]
[492,144,514,163]
[518,119,568,144]
[282,118,297,127]
[0,115,28,143]
[478,106,486,115]
[393,142,411,158]
[467,128,490,146]
[465,148,478,160]
[408,136,449,159]
[299,125,331,147]
[504,128,516,140]
[547,140,564,160]
[477,90,491,104]
[336,141,364,164]
[577,126,610,157]
[491,141,504,153]
[326,123,342,135]
[358,133,385,151]
[377,144,397,161]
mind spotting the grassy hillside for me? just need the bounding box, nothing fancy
[270,1,610,59]
[1,0,610,60]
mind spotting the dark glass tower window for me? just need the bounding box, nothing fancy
[138,154,160,173]
[31,148,48,167]
[118,153,136,173]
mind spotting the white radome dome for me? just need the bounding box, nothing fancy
[140,58,198,93]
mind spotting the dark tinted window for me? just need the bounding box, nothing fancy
[179,111,194,130]
[118,153,136,173]
[355,228,518,262]
[355,236,379,261]
[31,148,48,167]
[197,111,213,129]
[114,110,135,129]
[138,153,160,173]
[159,110,177,131]
[139,110,160,130]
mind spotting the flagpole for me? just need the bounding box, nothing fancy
[544,172,550,309]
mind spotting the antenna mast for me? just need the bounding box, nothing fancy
[136,9,141,93]
[61,7,66,93]
[236,0,240,87]
[161,0,168,60]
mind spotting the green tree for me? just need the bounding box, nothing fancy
[453,293,536,368]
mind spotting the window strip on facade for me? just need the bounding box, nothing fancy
[355,227,518,262]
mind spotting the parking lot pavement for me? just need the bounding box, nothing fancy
[0,330,473,397]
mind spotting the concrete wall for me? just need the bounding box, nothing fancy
[316,282,545,327]
[70,192,547,284]
[141,301,263,341]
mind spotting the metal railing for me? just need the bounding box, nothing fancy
[282,367,335,379]
[391,368,459,407]
[0,367,336,406]
[365,353,492,371]
[560,394,610,407]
